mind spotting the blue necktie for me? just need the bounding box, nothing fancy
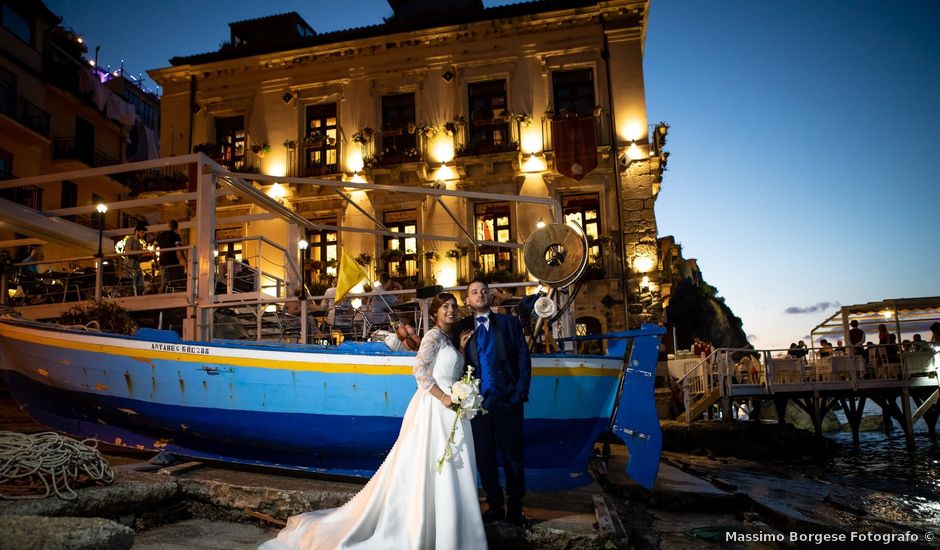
[477,316,493,396]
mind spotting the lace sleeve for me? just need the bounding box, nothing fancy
[413,328,444,391]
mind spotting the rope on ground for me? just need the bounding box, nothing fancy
[0,431,114,500]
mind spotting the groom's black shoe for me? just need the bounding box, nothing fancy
[507,508,528,528]
[482,507,505,523]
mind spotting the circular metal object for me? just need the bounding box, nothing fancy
[523,222,588,287]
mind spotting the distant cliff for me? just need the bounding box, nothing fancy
[665,278,750,350]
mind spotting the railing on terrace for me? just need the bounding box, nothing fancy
[0,86,52,137]
[675,346,939,423]
[540,110,613,152]
[53,137,120,167]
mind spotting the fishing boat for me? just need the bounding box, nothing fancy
[0,155,664,490]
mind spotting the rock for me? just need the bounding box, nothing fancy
[840,415,884,432]
[0,515,134,550]
[758,401,841,432]
[0,471,179,518]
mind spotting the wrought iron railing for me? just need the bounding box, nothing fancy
[53,137,119,167]
[0,86,52,137]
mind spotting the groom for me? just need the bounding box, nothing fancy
[459,279,531,526]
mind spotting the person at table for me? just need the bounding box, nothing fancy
[20,246,46,273]
[819,339,833,358]
[848,320,866,360]
[834,340,846,355]
[912,334,933,352]
[795,340,808,359]
[156,219,186,292]
[787,343,799,357]
[17,246,48,303]
[930,322,940,345]
[886,333,900,363]
[365,272,401,324]
[877,324,890,346]
[118,221,148,293]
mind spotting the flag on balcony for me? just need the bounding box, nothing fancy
[552,117,597,181]
[335,250,367,303]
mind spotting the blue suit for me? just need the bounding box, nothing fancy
[458,311,531,515]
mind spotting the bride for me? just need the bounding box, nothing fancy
[259,292,487,549]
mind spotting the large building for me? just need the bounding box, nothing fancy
[0,0,159,259]
[150,0,668,331]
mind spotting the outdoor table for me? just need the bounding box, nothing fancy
[768,357,805,383]
[827,355,865,381]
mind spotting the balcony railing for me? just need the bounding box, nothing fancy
[53,137,120,167]
[540,110,612,152]
[0,86,52,138]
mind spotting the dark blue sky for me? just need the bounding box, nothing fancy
[46,0,940,348]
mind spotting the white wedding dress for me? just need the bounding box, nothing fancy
[259,327,487,550]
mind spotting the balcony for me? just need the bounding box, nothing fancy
[540,109,612,152]
[0,86,52,138]
[53,137,119,167]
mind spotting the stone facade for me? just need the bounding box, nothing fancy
[150,0,668,331]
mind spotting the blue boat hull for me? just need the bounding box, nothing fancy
[0,318,663,490]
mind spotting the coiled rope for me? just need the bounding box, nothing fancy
[0,431,114,500]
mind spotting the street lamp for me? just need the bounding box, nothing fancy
[95,203,108,258]
[298,238,309,301]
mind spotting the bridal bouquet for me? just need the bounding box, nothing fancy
[436,366,486,472]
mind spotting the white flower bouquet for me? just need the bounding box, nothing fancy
[436,366,486,472]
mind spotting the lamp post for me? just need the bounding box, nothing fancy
[298,238,309,301]
[94,203,108,301]
[95,203,108,258]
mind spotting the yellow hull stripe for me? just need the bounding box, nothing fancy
[0,323,620,377]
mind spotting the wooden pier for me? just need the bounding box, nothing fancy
[675,349,940,450]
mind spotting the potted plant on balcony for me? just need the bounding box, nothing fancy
[354,252,373,267]
[352,128,374,144]
[283,139,297,151]
[446,244,469,259]
[250,143,271,158]
[512,112,533,127]
[382,249,404,262]
[424,249,440,262]
[417,123,438,139]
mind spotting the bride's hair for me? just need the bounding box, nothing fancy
[429,292,457,321]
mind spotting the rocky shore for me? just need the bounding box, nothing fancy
[2,390,936,549]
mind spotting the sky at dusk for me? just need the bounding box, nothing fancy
[45,0,940,349]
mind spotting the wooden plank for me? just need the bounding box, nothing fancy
[157,461,205,476]
[912,389,940,423]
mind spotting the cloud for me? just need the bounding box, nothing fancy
[783,301,841,314]
[747,334,759,341]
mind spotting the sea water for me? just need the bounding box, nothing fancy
[812,401,940,531]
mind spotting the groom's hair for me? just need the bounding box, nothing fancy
[430,292,457,319]
[468,278,489,290]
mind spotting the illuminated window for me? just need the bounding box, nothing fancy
[306,219,337,281]
[215,116,246,170]
[563,194,601,264]
[552,69,595,116]
[467,80,512,154]
[380,94,417,164]
[474,202,513,273]
[383,210,417,279]
[304,104,338,176]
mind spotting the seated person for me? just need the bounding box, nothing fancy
[912,334,933,352]
[20,246,46,273]
[17,246,48,303]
